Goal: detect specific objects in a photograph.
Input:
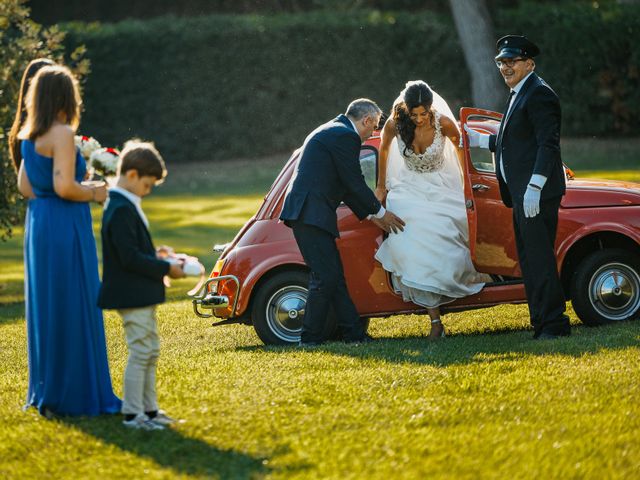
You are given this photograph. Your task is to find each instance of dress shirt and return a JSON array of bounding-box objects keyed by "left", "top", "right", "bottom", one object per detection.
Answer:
[{"left": 478, "top": 72, "right": 546, "bottom": 189}]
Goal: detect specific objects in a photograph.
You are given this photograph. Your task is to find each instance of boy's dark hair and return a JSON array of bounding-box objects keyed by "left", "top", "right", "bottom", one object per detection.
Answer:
[{"left": 118, "top": 139, "right": 167, "bottom": 183}]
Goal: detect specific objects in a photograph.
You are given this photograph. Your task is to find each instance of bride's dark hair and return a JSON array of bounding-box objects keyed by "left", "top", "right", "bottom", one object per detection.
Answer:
[{"left": 392, "top": 80, "right": 434, "bottom": 155}]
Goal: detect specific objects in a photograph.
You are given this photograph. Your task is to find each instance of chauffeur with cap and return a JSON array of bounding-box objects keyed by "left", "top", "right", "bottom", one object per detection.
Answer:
[{"left": 465, "top": 35, "right": 571, "bottom": 339}]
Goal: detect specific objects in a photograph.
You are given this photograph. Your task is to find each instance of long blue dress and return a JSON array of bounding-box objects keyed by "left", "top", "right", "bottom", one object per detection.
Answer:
[{"left": 22, "top": 139, "right": 121, "bottom": 416}]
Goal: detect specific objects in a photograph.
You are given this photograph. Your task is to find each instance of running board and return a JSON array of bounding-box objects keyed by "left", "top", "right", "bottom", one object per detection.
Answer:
[{"left": 485, "top": 278, "right": 524, "bottom": 287}]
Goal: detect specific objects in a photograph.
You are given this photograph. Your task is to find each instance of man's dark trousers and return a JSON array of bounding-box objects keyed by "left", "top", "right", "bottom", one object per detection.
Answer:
[
  {"left": 292, "top": 222, "right": 364, "bottom": 343},
  {"left": 512, "top": 196, "right": 570, "bottom": 337}
]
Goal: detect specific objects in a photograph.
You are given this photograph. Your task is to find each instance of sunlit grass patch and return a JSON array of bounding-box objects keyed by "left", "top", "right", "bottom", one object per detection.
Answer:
[
  {"left": 576, "top": 170, "right": 640, "bottom": 183},
  {"left": 5, "top": 301, "right": 638, "bottom": 479},
  {"left": 143, "top": 195, "right": 265, "bottom": 229}
]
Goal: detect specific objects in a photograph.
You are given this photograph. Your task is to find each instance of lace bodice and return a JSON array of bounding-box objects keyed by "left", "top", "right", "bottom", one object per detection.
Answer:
[{"left": 397, "top": 112, "right": 446, "bottom": 173}]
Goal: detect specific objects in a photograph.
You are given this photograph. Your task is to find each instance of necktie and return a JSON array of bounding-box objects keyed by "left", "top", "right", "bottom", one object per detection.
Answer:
[
  {"left": 504, "top": 90, "right": 517, "bottom": 119},
  {"left": 505, "top": 90, "right": 516, "bottom": 114}
]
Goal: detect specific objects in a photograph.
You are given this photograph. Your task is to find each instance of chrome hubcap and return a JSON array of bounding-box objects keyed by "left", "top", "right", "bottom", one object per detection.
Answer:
[
  {"left": 265, "top": 285, "right": 306, "bottom": 342},
  {"left": 589, "top": 262, "right": 640, "bottom": 320}
]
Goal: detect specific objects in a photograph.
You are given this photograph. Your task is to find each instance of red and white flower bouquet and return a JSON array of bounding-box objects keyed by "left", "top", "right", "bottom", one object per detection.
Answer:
[
  {"left": 74, "top": 135, "right": 102, "bottom": 161},
  {"left": 90, "top": 147, "right": 120, "bottom": 178},
  {"left": 75, "top": 135, "right": 121, "bottom": 180}
]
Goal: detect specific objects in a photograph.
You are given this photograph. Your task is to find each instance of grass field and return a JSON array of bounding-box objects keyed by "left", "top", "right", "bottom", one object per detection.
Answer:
[{"left": 0, "top": 139, "right": 639, "bottom": 479}]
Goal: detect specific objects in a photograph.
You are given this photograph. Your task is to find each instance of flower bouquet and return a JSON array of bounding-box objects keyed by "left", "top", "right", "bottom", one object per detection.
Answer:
[
  {"left": 75, "top": 135, "right": 102, "bottom": 161},
  {"left": 90, "top": 147, "right": 120, "bottom": 178}
]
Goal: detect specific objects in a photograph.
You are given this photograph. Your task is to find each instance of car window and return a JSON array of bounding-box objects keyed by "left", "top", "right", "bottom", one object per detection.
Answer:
[
  {"left": 359, "top": 146, "right": 378, "bottom": 189},
  {"left": 470, "top": 146, "right": 495, "bottom": 173},
  {"left": 466, "top": 116, "right": 500, "bottom": 174}
]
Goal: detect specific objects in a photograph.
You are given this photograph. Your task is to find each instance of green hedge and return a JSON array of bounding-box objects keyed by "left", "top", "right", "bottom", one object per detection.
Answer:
[
  {"left": 33, "top": 0, "right": 451, "bottom": 23},
  {"left": 497, "top": 2, "right": 640, "bottom": 136},
  {"left": 64, "top": 12, "right": 466, "bottom": 163},
  {"left": 63, "top": 5, "right": 639, "bottom": 164}
]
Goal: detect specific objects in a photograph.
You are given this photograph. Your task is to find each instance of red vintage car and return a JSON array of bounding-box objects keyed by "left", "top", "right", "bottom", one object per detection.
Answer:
[{"left": 193, "top": 107, "right": 640, "bottom": 345}]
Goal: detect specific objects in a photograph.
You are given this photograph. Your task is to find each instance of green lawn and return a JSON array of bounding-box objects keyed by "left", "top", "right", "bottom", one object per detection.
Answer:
[{"left": 1, "top": 140, "right": 639, "bottom": 479}]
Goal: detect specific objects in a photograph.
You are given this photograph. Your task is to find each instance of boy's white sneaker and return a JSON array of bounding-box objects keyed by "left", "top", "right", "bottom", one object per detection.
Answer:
[
  {"left": 123, "top": 413, "right": 165, "bottom": 431},
  {"left": 150, "top": 410, "right": 176, "bottom": 426}
]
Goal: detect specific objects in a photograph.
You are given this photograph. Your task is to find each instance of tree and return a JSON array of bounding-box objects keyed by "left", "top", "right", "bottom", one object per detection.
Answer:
[
  {"left": 448, "top": 0, "right": 504, "bottom": 111},
  {"left": 0, "top": 0, "right": 89, "bottom": 239}
]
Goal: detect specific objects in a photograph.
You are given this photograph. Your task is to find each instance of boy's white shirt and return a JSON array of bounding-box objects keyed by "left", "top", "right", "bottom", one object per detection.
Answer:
[{"left": 109, "top": 186, "right": 150, "bottom": 228}]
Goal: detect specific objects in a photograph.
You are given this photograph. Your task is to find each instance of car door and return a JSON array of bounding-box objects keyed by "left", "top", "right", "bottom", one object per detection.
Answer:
[
  {"left": 460, "top": 107, "right": 522, "bottom": 278},
  {"left": 337, "top": 143, "right": 423, "bottom": 315}
]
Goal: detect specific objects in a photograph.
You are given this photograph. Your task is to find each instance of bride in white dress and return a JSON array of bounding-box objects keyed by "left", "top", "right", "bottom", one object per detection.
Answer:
[{"left": 374, "top": 80, "right": 489, "bottom": 339}]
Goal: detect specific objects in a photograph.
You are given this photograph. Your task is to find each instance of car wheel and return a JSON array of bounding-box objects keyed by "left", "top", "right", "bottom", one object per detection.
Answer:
[
  {"left": 570, "top": 249, "right": 640, "bottom": 325},
  {"left": 251, "top": 271, "right": 309, "bottom": 345},
  {"left": 251, "top": 271, "right": 371, "bottom": 345},
  {"left": 251, "top": 270, "right": 335, "bottom": 345}
]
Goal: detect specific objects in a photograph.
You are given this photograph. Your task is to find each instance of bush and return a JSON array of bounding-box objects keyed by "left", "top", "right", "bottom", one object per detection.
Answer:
[
  {"left": 62, "top": 4, "right": 640, "bottom": 164},
  {"left": 63, "top": 12, "right": 467, "bottom": 163},
  {"left": 31, "top": 0, "right": 451, "bottom": 24},
  {"left": 498, "top": 1, "right": 640, "bottom": 136},
  {"left": 0, "top": 0, "right": 89, "bottom": 239}
]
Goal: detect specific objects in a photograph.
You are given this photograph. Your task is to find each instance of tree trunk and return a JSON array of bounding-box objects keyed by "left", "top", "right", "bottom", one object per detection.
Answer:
[{"left": 448, "top": 0, "right": 504, "bottom": 111}]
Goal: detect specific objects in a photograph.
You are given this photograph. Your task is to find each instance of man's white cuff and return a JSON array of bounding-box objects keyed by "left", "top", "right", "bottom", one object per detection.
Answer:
[
  {"left": 479, "top": 134, "right": 490, "bottom": 149},
  {"left": 368, "top": 206, "right": 386, "bottom": 220},
  {"left": 529, "top": 174, "right": 547, "bottom": 189}
]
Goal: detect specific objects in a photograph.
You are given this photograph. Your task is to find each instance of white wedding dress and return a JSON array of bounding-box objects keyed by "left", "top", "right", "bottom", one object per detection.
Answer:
[{"left": 374, "top": 109, "right": 489, "bottom": 308}]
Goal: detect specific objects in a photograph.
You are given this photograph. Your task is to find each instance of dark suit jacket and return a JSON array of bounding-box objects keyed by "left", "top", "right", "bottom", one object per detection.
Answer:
[
  {"left": 98, "top": 191, "right": 170, "bottom": 309},
  {"left": 489, "top": 73, "right": 565, "bottom": 208},
  {"left": 279, "top": 114, "right": 381, "bottom": 237}
]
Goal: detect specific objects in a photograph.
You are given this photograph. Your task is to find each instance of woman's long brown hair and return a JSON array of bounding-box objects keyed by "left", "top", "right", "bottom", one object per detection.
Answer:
[
  {"left": 393, "top": 81, "right": 434, "bottom": 156},
  {"left": 19, "top": 65, "right": 81, "bottom": 143},
  {"left": 7, "top": 58, "right": 56, "bottom": 170}
]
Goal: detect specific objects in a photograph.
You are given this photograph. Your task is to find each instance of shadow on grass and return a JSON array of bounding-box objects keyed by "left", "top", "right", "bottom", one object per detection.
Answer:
[
  {"left": 59, "top": 415, "right": 273, "bottom": 478},
  {"left": 238, "top": 321, "right": 640, "bottom": 367}
]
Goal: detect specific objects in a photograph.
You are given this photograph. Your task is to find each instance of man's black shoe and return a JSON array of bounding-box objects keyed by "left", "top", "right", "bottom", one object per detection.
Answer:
[
  {"left": 535, "top": 332, "right": 560, "bottom": 340},
  {"left": 344, "top": 334, "right": 375, "bottom": 344},
  {"left": 534, "top": 330, "right": 570, "bottom": 340}
]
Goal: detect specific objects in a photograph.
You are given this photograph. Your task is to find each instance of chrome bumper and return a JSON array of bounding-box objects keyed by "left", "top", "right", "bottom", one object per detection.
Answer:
[{"left": 192, "top": 275, "right": 240, "bottom": 319}]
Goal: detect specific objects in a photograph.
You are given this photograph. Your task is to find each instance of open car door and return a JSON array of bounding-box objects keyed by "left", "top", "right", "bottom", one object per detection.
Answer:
[{"left": 460, "top": 107, "right": 522, "bottom": 278}]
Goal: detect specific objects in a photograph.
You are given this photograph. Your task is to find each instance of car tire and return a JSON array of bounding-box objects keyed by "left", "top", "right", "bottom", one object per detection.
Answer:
[
  {"left": 570, "top": 248, "right": 640, "bottom": 326},
  {"left": 251, "top": 270, "right": 335, "bottom": 345}
]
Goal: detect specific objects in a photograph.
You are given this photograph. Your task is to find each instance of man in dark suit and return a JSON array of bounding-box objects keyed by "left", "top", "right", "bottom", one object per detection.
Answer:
[
  {"left": 280, "top": 99, "right": 405, "bottom": 346},
  {"left": 465, "top": 35, "right": 571, "bottom": 339}
]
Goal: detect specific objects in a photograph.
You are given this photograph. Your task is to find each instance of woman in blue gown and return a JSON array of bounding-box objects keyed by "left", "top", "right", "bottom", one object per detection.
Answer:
[{"left": 17, "top": 64, "right": 121, "bottom": 416}]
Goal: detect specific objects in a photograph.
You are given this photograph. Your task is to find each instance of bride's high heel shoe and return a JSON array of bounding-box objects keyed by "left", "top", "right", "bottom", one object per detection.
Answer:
[{"left": 428, "top": 318, "right": 446, "bottom": 340}]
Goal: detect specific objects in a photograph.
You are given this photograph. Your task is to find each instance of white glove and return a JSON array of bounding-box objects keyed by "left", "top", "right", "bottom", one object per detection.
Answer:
[
  {"left": 464, "top": 124, "right": 489, "bottom": 149},
  {"left": 523, "top": 185, "right": 541, "bottom": 218}
]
